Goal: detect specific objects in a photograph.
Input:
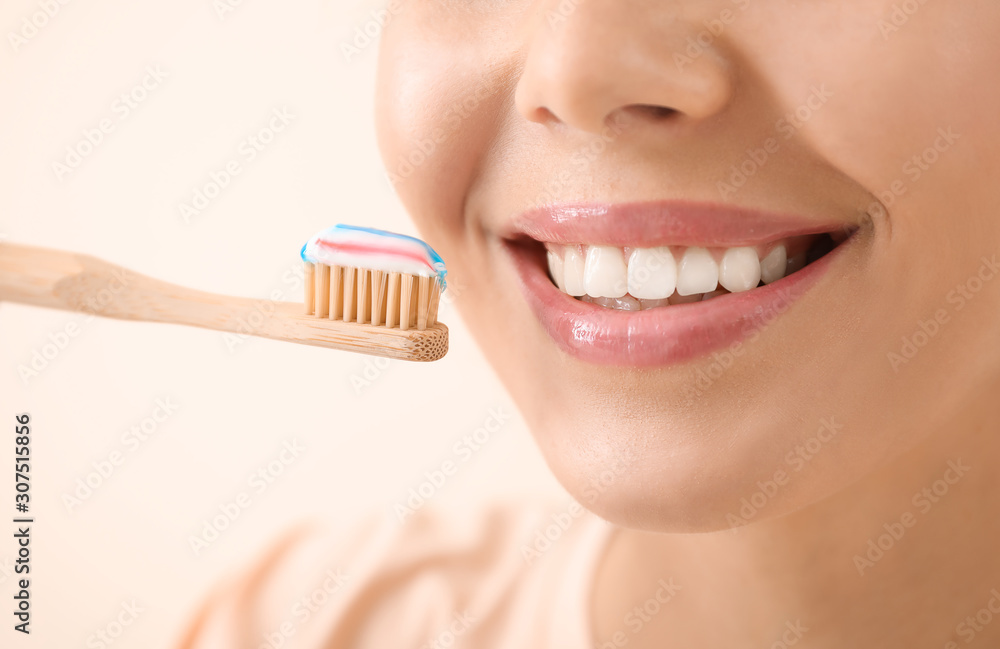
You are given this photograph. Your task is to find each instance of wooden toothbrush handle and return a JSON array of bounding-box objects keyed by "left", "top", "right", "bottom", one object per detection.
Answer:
[
  {"left": 0, "top": 242, "right": 206, "bottom": 317},
  {"left": 0, "top": 243, "right": 448, "bottom": 362}
]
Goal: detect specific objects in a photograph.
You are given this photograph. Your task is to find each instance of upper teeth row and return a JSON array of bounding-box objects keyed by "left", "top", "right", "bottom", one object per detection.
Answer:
[{"left": 547, "top": 244, "right": 798, "bottom": 300}]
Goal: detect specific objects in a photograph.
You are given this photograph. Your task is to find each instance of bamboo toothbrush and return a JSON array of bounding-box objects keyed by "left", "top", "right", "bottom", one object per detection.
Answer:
[
  {"left": 0, "top": 226, "right": 449, "bottom": 362},
  {"left": 301, "top": 224, "right": 445, "bottom": 331}
]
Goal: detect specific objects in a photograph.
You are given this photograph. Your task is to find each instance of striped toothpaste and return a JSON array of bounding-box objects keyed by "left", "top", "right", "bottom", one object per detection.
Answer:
[{"left": 300, "top": 224, "right": 447, "bottom": 290}]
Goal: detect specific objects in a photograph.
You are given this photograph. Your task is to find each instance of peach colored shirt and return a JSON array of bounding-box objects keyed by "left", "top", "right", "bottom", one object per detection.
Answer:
[{"left": 177, "top": 502, "right": 618, "bottom": 649}]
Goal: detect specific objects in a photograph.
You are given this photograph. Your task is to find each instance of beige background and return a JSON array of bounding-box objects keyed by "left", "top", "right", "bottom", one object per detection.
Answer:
[{"left": 0, "top": 1, "right": 566, "bottom": 646}]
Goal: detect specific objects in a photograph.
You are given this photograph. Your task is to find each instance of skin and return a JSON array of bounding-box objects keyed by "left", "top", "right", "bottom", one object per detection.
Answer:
[{"left": 375, "top": 1, "right": 1000, "bottom": 646}]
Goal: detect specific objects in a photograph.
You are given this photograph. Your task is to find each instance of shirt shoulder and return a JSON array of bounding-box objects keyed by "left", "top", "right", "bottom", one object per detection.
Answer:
[{"left": 175, "top": 500, "right": 618, "bottom": 649}]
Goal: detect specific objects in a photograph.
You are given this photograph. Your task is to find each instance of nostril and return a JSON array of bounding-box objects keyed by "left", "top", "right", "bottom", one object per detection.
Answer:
[
  {"left": 631, "top": 104, "right": 678, "bottom": 119},
  {"left": 528, "top": 106, "right": 560, "bottom": 126}
]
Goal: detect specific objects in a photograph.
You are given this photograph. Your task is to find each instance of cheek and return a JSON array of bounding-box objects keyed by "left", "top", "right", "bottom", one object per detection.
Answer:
[
  {"left": 375, "top": 16, "right": 528, "bottom": 366},
  {"left": 830, "top": 7, "right": 1000, "bottom": 377},
  {"left": 375, "top": 20, "right": 509, "bottom": 249},
  {"left": 768, "top": 3, "right": 1000, "bottom": 226},
  {"left": 748, "top": 3, "right": 1000, "bottom": 367}
]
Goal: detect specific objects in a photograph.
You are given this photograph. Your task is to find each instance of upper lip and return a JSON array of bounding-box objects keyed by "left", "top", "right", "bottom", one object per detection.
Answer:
[{"left": 502, "top": 200, "right": 853, "bottom": 248}]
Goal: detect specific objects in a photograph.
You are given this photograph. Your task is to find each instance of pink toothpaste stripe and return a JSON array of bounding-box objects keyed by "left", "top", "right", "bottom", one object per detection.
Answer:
[{"left": 314, "top": 240, "right": 436, "bottom": 273}]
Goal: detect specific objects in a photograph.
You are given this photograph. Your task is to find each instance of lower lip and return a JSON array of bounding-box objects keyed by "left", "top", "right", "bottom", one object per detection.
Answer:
[{"left": 505, "top": 238, "right": 851, "bottom": 367}]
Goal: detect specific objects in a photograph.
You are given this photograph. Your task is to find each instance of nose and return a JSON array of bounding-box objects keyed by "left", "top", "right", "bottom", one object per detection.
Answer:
[{"left": 515, "top": 1, "right": 736, "bottom": 135}]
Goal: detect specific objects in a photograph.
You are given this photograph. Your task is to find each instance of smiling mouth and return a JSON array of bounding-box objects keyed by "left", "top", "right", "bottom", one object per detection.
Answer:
[
  {"left": 500, "top": 200, "right": 863, "bottom": 366},
  {"left": 505, "top": 200, "right": 856, "bottom": 311},
  {"left": 541, "top": 232, "right": 847, "bottom": 309}
]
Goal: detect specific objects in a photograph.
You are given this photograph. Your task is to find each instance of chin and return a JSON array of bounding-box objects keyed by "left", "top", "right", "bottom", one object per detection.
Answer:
[{"left": 524, "top": 413, "right": 805, "bottom": 533}]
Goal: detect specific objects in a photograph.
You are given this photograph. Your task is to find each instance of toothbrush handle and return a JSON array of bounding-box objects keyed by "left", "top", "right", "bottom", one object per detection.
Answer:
[
  {"left": 0, "top": 243, "right": 448, "bottom": 362},
  {"left": 0, "top": 242, "right": 191, "bottom": 315}
]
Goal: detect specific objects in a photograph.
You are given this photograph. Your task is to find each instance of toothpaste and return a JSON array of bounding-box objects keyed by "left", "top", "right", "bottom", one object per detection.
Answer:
[{"left": 301, "top": 224, "right": 447, "bottom": 290}]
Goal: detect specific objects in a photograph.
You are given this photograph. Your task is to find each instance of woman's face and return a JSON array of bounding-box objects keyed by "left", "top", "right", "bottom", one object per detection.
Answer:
[{"left": 375, "top": 0, "right": 1000, "bottom": 532}]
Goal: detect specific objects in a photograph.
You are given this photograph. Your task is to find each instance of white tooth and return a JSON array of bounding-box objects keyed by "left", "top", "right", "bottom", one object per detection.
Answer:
[
  {"left": 786, "top": 252, "right": 807, "bottom": 276},
  {"left": 562, "top": 246, "right": 586, "bottom": 296},
  {"left": 584, "top": 245, "right": 628, "bottom": 298},
  {"left": 719, "top": 247, "right": 762, "bottom": 293},
  {"left": 592, "top": 295, "right": 641, "bottom": 311},
  {"left": 676, "top": 247, "right": 719, "bottom": 296},
  {"left": 546, "top": 249, "right": 566, "bottom": 291},
  {"left": 627, "top": 247, "right": 677, "bottom": 300},
  {"left": 760, "top": 245, "right": 787, "bottom": 284}
]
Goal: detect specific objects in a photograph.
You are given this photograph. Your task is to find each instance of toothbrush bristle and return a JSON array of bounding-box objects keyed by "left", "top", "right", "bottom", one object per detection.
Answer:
[{"left": 304, "top": 262, "right": 441, "bottom": 331}]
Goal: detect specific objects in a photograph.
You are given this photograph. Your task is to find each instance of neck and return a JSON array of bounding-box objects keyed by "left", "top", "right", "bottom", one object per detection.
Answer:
[{"left": 593, "top": 385, "right": 1000, "bottom": 648}]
